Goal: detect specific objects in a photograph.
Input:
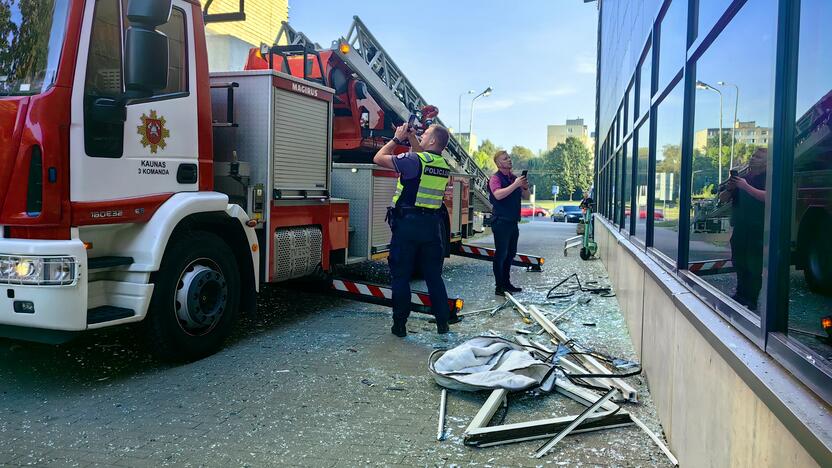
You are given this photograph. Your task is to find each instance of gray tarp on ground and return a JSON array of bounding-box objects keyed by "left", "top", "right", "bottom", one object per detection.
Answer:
[{"left": 428, "top": 336, "right": 554, "bottom": 392}]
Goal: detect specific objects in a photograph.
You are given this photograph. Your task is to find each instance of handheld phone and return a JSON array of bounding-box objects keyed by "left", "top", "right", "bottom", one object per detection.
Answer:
[
  {"left": 730, "top": 169, "right": 738, "bottom": 178},
  {"left": 521, "top": 170, "right": 528, "bottom": 178},
  {"left": 407, "top": 113, "right": 417, "bottom": 129}
]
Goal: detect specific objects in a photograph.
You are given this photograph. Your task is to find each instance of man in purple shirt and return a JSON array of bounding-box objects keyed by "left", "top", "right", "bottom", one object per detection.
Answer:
[{"left": 489, "top": 150, "right": 530, "bottom": 296}]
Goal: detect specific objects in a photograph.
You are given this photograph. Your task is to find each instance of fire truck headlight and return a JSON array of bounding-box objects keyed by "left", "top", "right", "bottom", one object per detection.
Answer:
[{"left": 0, "top": 256, "right": 77, "bottom": 286}]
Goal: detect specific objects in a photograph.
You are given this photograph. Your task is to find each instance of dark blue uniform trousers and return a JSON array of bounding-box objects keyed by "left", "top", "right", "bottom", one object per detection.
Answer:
[
  {"left": 491, "top": 217, "right": 519, "bottom": 288},
  {"left": 389, "top": 212, "right": 449, "bottom": 327}
]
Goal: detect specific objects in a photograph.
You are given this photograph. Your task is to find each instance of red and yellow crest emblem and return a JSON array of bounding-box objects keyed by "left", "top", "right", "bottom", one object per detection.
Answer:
[{"left": 137, "top": 110, "right": 170, "bottom": 154}]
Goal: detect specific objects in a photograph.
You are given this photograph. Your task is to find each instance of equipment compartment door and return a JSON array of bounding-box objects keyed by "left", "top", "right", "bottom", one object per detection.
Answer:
[{"left": 273, "top": 89, "right": 330, "bottom": 197}]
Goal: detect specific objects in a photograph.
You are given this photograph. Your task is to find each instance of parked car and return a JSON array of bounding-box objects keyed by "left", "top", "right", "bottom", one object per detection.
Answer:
[
  {"left": 624, "top": 208, "right": 665, "bottom": 220},
  {"left": 521, "top": 206, "right": 550, "bottom": 217},
  {"left": 552, "top": 205, "right": 583, "bottom": 223}
]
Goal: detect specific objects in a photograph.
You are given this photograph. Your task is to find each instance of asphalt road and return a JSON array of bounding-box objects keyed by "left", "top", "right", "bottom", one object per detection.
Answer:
[{"left": 0, "top": 220, "right": 673, "bottom": 467}]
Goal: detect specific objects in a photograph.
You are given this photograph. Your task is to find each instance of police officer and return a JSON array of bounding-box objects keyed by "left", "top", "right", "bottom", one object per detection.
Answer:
[{"left": 373, "top": 123, "right": 452, "bottom": 337}]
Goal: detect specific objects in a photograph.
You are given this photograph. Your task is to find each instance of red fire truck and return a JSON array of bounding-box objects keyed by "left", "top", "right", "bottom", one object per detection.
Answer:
[
  {"left": 0, "top": 0, "right": 495, "bottom": 359},
  {"left": 793, "top": 89, "right": 832, "bottom": 294}
]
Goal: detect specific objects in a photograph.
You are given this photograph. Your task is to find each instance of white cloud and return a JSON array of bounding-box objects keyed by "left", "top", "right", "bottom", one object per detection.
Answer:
[
  {"left": 575, "top": 56, "right": 596, "bottom": 75},
  {"left": 474, "top": 87, "right": 577, "bottom": 112},
  {"left": 474, "top": 99, "right": 517, "bottom": 112}
]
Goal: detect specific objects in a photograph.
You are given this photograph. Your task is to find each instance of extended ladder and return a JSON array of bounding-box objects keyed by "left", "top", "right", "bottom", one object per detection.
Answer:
[{"left": 276, "top": 18, "right": 493, "bottom": 212}]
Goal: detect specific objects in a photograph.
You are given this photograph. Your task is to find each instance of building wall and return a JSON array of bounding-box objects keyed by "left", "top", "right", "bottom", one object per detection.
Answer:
[
  {"left": 596, "top": 219, "right": 823, "bottom": 467},
  {"left": 546, "top": 119, "right": 594, "bottom": 152},
  {"left": 204, "top": 0, "right": 290, "bottom": 71}
]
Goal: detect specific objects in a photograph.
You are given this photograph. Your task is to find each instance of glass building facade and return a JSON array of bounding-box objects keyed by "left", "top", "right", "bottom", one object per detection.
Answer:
[{"left": 594, "top": 0, "right": 832, "bottom": 404}]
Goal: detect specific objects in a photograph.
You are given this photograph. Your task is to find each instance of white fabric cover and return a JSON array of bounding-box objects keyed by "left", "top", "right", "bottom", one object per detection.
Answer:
[{"left": 429, "top": 336, "right": 553, "bottom": 392}]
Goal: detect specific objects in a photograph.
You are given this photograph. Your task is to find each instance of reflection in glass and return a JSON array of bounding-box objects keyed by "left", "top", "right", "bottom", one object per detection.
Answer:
[
  {"left": 628, "top": 83, "right": 636, "bottom": 129},
  {"left": 653, "top": 82, "right": 684, "bottom": 260},
  {"left": 0, "top": 0, "right": 70, "bottom": 96},
  {"left": 687, "top": 0, "right": 776, "bottom": 314},
  {"left": 657, "top": 0, "right": 687, "bottom": 92},
  {"left": 623, "top": 140, "right": 633, "bottom": 232},
  {"left": 696, "top": 0, "right": 733, "bottom": 42},
  {"left": 639, "top": 46, "right": 652, "bottom": 119},
  {"left": 635, "top": 122, "right": 650, "bottom": 244},
  {"left": 787, "top": 0, "right": 832, "bottom": 361},
  {"left": 613, "top": 150, "right": 621, "bottom": 226}
]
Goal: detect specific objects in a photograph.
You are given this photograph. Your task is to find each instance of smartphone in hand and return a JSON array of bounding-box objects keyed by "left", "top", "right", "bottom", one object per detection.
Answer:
[{"left": 521, "top": 170, "right": 528, "bottom": 178}]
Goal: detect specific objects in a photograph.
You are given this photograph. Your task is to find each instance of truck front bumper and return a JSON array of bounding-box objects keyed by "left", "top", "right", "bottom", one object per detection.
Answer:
[{"left": 0, "top": 238, "right": 89, "bottom": 342}]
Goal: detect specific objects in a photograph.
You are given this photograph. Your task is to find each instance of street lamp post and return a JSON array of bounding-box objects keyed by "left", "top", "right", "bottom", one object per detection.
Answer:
[
  {"left": 717, "top": 81, "right": 739, "bottom": 171},
  {"left": 468, "top": 86, "right": 493, "bottom": 153},
  {"left": 458, "top": 90, "right": 475, "bottom": 135},
  {"left": 696, "top": 80, "right": 724, "bottom": 185}
]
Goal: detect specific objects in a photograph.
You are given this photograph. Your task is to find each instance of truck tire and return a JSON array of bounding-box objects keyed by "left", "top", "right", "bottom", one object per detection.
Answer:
[
  {"left": 145, "top": 231, "right": 241, "bottom": 361},
  {"left": 804, "top": 221, "right": 832, "bottom": 296}
]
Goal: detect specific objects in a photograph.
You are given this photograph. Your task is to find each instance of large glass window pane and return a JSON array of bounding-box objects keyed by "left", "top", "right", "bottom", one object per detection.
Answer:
[
  {"left": 653, "top": 81, "right": 684, "bottom": 260},
  {"left": 696, "top": 0, "right": 733, "bottom": 41},
  {"left": 624, "top": 88, "right": 631, "bottom": 136},
  {"left": 635, "top": 121, "right": 650, "bottom": 243},
  {"left": 787, "top": 0, "right": 832, "bottom": 360},
  {"left": 657, "top": 0, "right": 687, "bottom": 92},
  {"left": 623, "top": 138, "right": 633, "bottom": 232},
  {"left": 687, "top": 0, "right": 776, "bottom": 314},
  {"left": 628, "top": 82, "right": 636, "bottom": 129},
  {"left": 639, "top": 45, "right": 652, "bottom": 119}
]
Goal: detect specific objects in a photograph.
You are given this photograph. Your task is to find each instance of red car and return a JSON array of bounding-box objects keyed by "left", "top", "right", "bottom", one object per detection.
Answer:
[
  {"left": 624, "top": 208, "right": 665, "bottom": 220},
  {"left": 521, "top": 207, "right": 550, "bottom": 217}
]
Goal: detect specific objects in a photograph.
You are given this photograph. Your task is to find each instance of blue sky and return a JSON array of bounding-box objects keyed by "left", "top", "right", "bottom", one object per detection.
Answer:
[{"left": 289, "top": 0, "right": 599, "bottom": 153}]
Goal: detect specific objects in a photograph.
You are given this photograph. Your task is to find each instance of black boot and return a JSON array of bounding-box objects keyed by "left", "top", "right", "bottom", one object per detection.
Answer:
[
  {"left": 505, "top": 284, "right": 523, "bottom": 293},
  {"left": 391, "top": 322, "right": 407, "bottom": 337},
  {"left": 495, "top": 286, "right": 506, "bottom": 296},
  {"left": 436, "top": 322, "right": 449, "bottom": 334}
]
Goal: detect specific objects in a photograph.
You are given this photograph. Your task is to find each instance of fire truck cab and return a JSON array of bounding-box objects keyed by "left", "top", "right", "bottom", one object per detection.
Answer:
[{"left": 0, "top": 0, "right": 304, "bottom": 359}]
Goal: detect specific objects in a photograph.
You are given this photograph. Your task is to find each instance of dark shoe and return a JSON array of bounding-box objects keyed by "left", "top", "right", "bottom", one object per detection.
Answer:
[
  {"left": 448, "top": 315, "right": 463, "bottom": 324},
  {"left": 495, "top": 287, "right": 505, "bottom": 296},
  {"left": 437, "top": 323, "right": 449, "bottom": 334},
  {"left": 391, "top": 323, "right": 407, "bottom": 337},
  {"left": 505, "top": 284, "right": 523, "bottom": 293}
]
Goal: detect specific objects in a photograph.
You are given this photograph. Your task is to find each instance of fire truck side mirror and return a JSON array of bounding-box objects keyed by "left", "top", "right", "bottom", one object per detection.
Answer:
[{"left": 124, "top": 0, "right": 171, "bottom": 94}]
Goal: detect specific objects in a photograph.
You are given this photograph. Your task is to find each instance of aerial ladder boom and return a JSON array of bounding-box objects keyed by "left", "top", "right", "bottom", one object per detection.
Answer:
[{"left": 275, "top": 17, "right": 493, "bottom": 211}]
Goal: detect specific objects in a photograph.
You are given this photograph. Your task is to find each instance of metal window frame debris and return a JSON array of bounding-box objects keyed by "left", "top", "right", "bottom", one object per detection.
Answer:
[
  {"left": 437, "top": 389, "right": 447, "bottom": 441},
  {"left": 464, "top": 389, "right": 508, "bottom": 434},
  {"left": 533, "top": 388, "right": 618, "bottom": 458},
  {"left": 514, "top": 335, "right": 618, "bottom": 395},
  {"left": 524, "top": 303, "right": 639, "bottom": 402},
  {"left": 464, "top": 410, "right": 633, "bottom": 448}
]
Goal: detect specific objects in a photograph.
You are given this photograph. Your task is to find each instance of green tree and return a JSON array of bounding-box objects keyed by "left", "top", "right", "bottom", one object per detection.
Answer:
[
  {"left": 546, "top": 137, "right": 593, "bottom": 201},
  {"left": 510, "top": 145, "right": 535, "bottom": 171}
]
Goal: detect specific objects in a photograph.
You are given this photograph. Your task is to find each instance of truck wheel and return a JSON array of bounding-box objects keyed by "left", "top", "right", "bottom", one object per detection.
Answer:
[
  {"left": 145, "top": 232, "right": 240, "bottom": 361},
  {"left": 804, "top": 223, "right": 832, "bottom": 295}
]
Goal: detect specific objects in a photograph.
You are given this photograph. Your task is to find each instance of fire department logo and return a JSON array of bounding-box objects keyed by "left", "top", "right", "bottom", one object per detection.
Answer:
[{"left": 136, "top": 110, "right": 170, "bottom": 154}]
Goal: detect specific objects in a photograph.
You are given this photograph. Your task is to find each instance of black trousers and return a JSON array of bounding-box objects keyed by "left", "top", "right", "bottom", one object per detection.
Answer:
[
  {"left": 388, "top": 212, "right": 449, "bottom": 326},
  {"left": 492, "top": 217, "right": 519, "bottom": 289},
  {"left": 730, "top": 230, "right": 763, "bottom": 309}
]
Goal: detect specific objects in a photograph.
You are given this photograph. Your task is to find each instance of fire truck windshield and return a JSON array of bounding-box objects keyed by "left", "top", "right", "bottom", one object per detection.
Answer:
[{"left": 0, "top": 0, "right": 70, "bottom": 97}]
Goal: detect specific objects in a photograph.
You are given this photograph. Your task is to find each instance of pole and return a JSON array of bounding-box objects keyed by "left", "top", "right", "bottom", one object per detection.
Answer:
[
  {"left": 469, "top": 86, "right": 492, "bottom": 153},
  {"left": 717, "top": 89, "right": 723, "bottom": 185},
  {"left": 458, "top": 90, "right": 474, "bottom": 136}
]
